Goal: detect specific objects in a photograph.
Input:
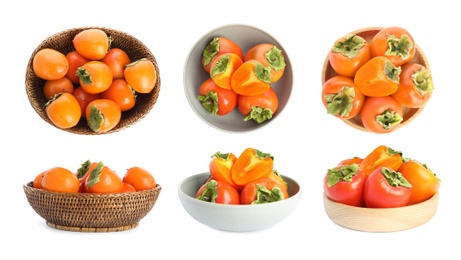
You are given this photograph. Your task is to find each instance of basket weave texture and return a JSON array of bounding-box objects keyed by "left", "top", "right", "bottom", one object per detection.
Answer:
[
  {"left": 25, "top": 26, "right": 161, "bottom": 135},
  {"left": 23, "top": 182, "right": 161, "bottom": 232}
]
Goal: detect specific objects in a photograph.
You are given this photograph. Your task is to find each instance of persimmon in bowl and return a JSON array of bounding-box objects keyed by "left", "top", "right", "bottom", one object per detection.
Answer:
[
  {"left": 178, "top": 172, "right": 301, "bottom": 232},
  {"left": 322, "top": 145, "right": 440, "bottom": 232},
  {"left": 321, "top": 26, "right": 434, "bottom": 133},
  {"left": 183, "top": 24, "right": 293, "bottom": 133},
  {"left": 23, "top": 163, "right": 162, "bottom": 232},
  {"left": 25, "top": 26, "right": 161, "bottom": 135}
]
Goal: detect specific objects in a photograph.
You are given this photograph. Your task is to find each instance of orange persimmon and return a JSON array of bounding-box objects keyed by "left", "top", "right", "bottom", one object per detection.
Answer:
[
  {"left": 231, "top": 148, "right": 274, "bottom": 186},
  {"left": 359, "top": 145, "right": 403, "bottom": 176},
  {"left": 231, "top": 60, "right": 271, "bottom": 96},
  {"left": 210, "top": 53, "right": 243, "bottom": 90},
  {"left": 354, "top": 56, "right": 401, "bottom": 97},
  {"left": 244, "top": 43, "right": 286, "bottom": 83}
]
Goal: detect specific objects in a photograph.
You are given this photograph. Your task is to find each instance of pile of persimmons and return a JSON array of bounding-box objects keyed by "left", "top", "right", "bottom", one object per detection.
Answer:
[
  {"left": 32, "top": 160, "right": 157, "bottom": 193},
  {"left": 323, "top": 145, "right": 440, "bottom": 208},
  {"left": 322, "top": 26, "right": 434, "bottom": 134},
  {"left": 198, "top": 37, "right": 286, "bottom": 124},
  {"left": 32, "top": 28, "right": 157, "bottom": 133},
  {"left": 196, "top": 147, "right": 289, "bottom": 205}
]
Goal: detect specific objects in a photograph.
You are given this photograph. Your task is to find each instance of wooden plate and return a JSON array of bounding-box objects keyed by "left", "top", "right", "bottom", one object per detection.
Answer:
[
  {"left": 321, "top": 27, "right": 430, "bottom": 132},
  {"left": 323, "top": 192, "right": 439, "bottom": 232}
]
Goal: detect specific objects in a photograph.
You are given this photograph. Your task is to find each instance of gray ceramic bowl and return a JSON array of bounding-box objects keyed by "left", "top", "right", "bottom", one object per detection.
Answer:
[
  {"left": 183, "top": 24, "right": 293, "bottom": 133},
  {"left": 178, "top": 172, "right": 301, "bottom": 232}
]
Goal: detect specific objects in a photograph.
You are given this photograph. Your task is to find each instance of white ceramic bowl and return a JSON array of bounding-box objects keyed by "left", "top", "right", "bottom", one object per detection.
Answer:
[
  {"left": 178, "top": 172, "right": 301, "bottom": 232},
  {"left": 183, "top": 24, "right": 293, "bottom": 133}
]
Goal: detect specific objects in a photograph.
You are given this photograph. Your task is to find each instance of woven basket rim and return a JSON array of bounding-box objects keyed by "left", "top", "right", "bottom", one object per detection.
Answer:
[
  {"left": 24, "top": 181, "right": 162, "bottom": 197},
  {"left": 25, "top": 26, "right": 161, "bottom": 135}
]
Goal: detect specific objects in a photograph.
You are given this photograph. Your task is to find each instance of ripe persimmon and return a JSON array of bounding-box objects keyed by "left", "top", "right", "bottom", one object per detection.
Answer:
[
  {"left": 85, "top": 162, "right": 123, "bottom": 193},
  {"left": 121, "top": 183, "right": 136, "bottom": 192},
  {"left": 33, "top": 170, "right": 46, "bottom": 189},
  {"left": 41, "top": 167, "right": 80, "bottom": 193},
  {"left": 122, "top": 167, "right": 156, "bottom": 191},
  {"left": 86, "top": 99, "right": 122, "bottom": 133}
]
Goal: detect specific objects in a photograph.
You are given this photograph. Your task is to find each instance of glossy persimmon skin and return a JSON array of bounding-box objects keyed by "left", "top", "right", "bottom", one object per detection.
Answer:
[
  {"left": 46, "top": 92, "right": 81, "bottom": 129},
  {"left": 72, "top": 28, "right": 109, "bottom": 60},
  {"left": 245, "top": 43, "right": 286, "bottom": 83},
  {"left": 33, "top": 48, "right": 69, "bottom": 81},
  {"left": 329, "top": 34, "right": 371, "bottom": 78},
  {"left": 41, "top": 167, "right": 80, "bottom": 193},
  {"left": 202, "top": 37, "right": 244, "bottom": 74},
  {"left": 370, "top": 26, "right": 416, "bottom": 67},
  {"left": 122, "top": 167, "right": 157, "bottom": 191},
  {"left": 85, "top": 99, "right": 121, "bottom": 133}
]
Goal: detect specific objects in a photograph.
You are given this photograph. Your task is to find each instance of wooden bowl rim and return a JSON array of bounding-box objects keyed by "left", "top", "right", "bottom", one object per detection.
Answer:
[{"left": 323, "top": 192, "right": 439, "bottom": 232}]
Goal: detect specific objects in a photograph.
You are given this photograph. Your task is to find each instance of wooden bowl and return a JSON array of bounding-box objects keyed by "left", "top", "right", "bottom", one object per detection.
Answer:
[
  {"left": 23, "top": 182, "right": 162, "bottom": 232},
  {"left": 25, "top": 26, "right": 161, "bottom": 135},
  {"left": 323, "top": 192, "right": 439, "bottom": 232},
  {"left": 322, "top": 27, "right": 430, "bottom": 132}
]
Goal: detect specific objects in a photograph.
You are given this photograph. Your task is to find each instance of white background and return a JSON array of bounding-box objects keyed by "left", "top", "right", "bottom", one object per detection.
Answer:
[{"left": 2, "top": 0, "right": 459, "bottom": 259}]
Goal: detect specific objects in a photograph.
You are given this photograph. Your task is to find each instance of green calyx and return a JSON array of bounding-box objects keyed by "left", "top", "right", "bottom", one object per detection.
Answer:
[
  {"left": 87, "top": 104, "right": 104, "bottom": 132},
  {"left": 254, "top": 63, "right": 272, "bottom": 83},
  {"left": 412, "top": 67, "right": 434, "bottom": 94},
  {"left": 243, "top": 106, "right": 274, "bottom": 124},
  {"left": 75, "top": 67, "right": 93, "bottom": 85},
  {"left": 210, "top": 151, "right": 230, "bottom": 160},
  {"left": 255, "top": 149, "right": 274, "bottom": 161},
  {"left": 202, "top": 37, "right": 220, "bottom": 67},
  {"left": 386, "top": 146, "right": 402, "bottom": 157},
  {"left": 385, "top": 33, "right": 413, "bottom": 60},
  {"left": 376, "top": 109, "right": 403, "bottom": 130},
  {"left": 327, "top": 164, "right": 360, "bottom": 188},
  {"left": 381, "top": 167, "right": 412, "bottom": 188},
  {"left": 384, "top": 60, "right": 401, "bottom": 84},
  {"left": 86, "top": 161, "right": 104, "bottom": 188},
  {"left": 252, "top": 184, "right": 284, "bottom": 204},
  {"left": 210, "top": 54, "right": 230, "bottom": 78},
  {"left": 198, "top": 91, "right": 219, "bottom": 115},
  {"left": 196, "top": 180, "right": 219, "bottom": 203},
  {"left": 324, "top": 86, "right": 356, "bottom": 117},
  {"left": 265, "top": 46, "right": 286, "bottom": 71},
  {"left": 76, "top": 159, "right": 91, "bottom": 179},
  {"left": 332, "top": 34, "right": 367, "bottom": 59}
]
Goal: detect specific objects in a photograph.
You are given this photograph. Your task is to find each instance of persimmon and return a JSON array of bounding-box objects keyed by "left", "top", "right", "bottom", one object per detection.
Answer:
[
  {"left": 76, "top": 61, "right": 113, "bottom": 94},
  {"left": 122, "top": 167, "right": 157, "bottom": 191},
  {"left": 231, "top": 60, "right": 271, "bottom": 96},
  {"left": 33, "top": 48, "right": 69, "bottom": 80},
  {"left": 244, "top": 43, "right": 286, "bottom": 83},
  {"left": 391, "top": 63, "right": 434, "bottom": 108},
  {"left": 124, "top": 58, "right": 157, "bottom": 94},
  {"left": 202, "top": 37, "right": 244, "bottom": 73},
  {"left": 45, "top": 92, "right": 81, "bottom": 129},
  {"left": 100, "top": 78, "right": 136, "bottom": 111},
  {"left": 65, "top": 50, "right": 90, "bottom": 84},
  {"left": 354, "top": 56, "right": 401, "bottom": 97},
  {"left": 370, "top": 26, "right": 416, "bottom": 67},
  {"left": 41, "top": 167, "right": 80, "bottom": 193},
  {"left": 328, "top": 34, "right": 371, "bottom": 78},
  {"left": 100, "top": 48, "right": 131, "bottom": 79},
  {"left": 43, "top": 77, "right": 74, "bottom": 100},
  {"left": 85, "top": 162, "right": 123, "bottom": 193},
  {"left": 210, "top": 53, "right": 243, "bottom": 90},
  {"left": 33, "top": 170, "right": 46, "bottom": 189},
  {"left": 73, "top": 28, "right": 110, "bottom": 60},
  {"left": 121, "top": 183, "right": 136, "bottom": 192},
  {"left": 86, "top": 99, "right": 122, "bottom": 133}
]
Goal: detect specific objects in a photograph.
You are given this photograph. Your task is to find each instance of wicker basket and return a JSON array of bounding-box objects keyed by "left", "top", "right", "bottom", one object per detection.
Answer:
[
  {"left": 25, "top": 26, "right": 161, "bottom": 135},
  {"left": 23, "top": 181, "right": 162, "bottom": 232}
]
